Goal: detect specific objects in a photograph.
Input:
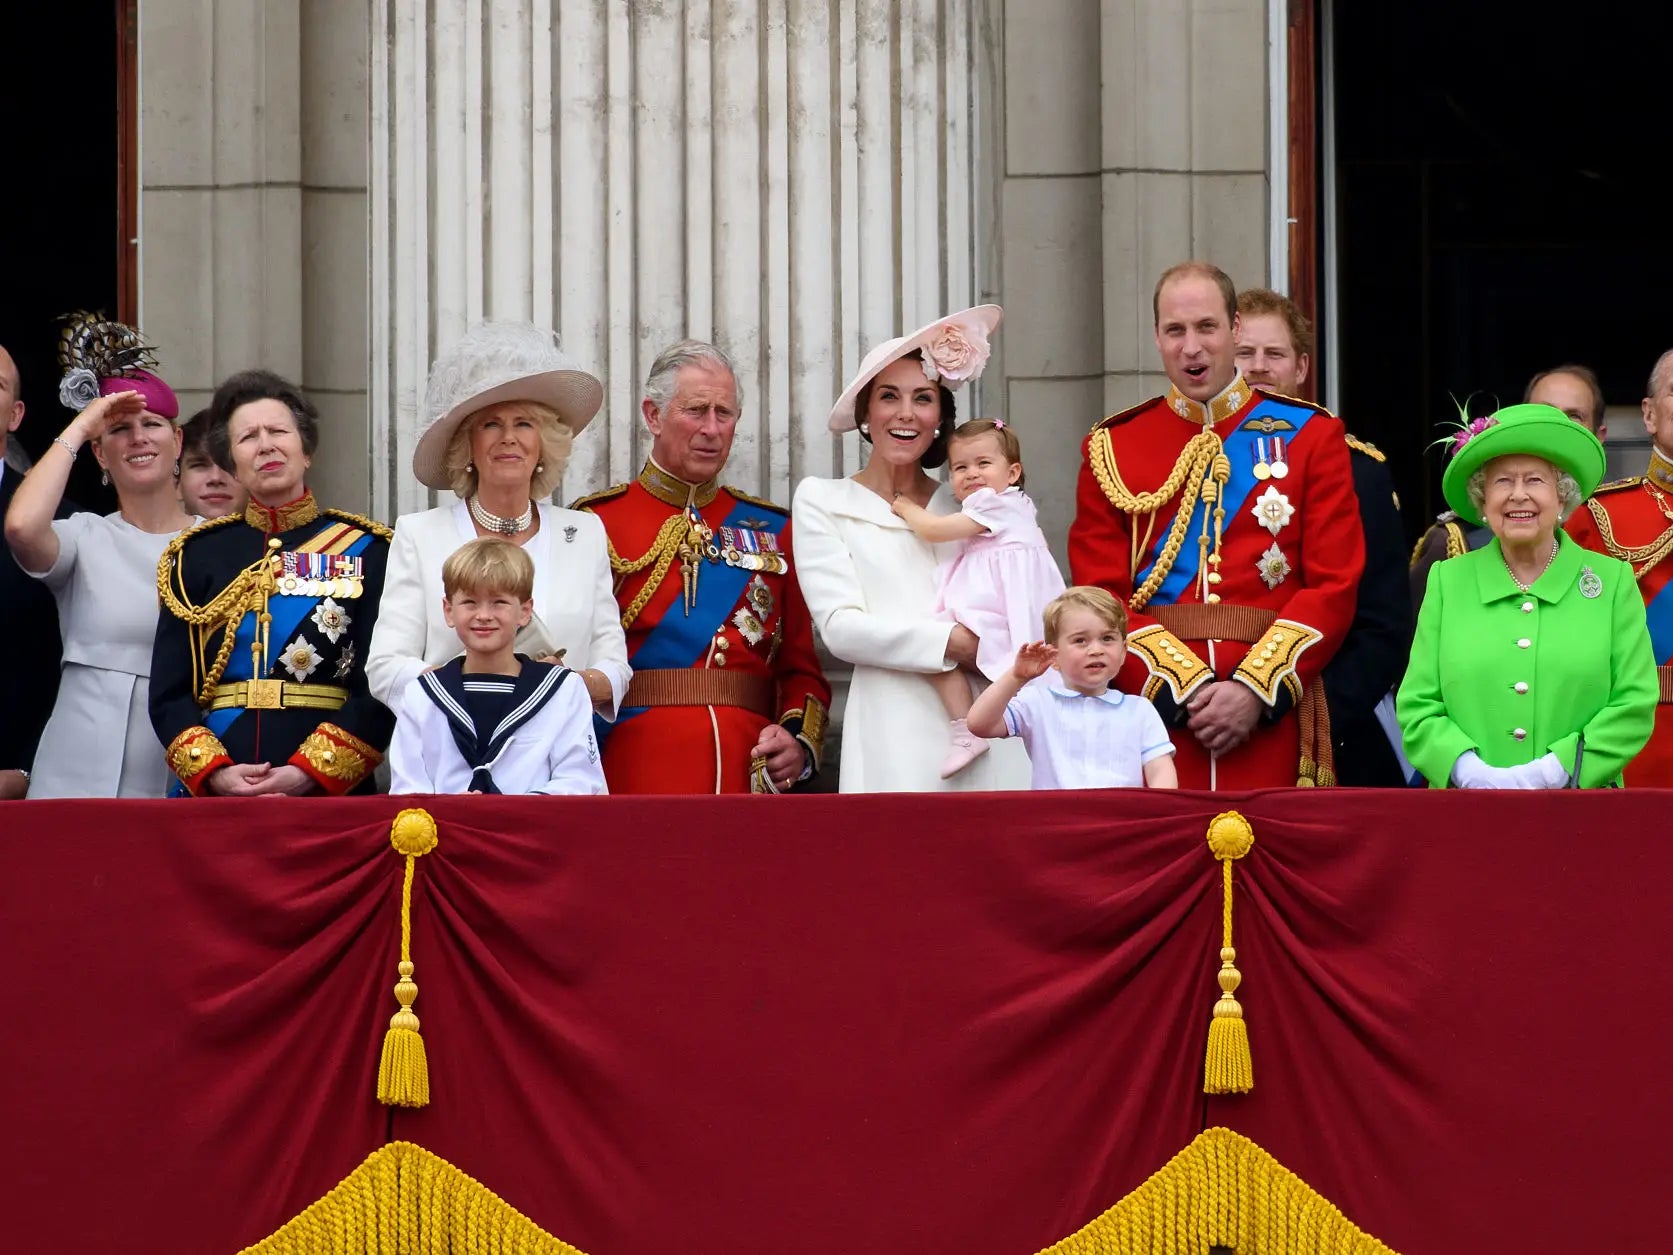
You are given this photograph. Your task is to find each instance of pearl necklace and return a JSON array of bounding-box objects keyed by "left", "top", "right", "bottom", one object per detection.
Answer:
[
  {"left": 468, "top": 495, "right": 534, "bottom": 536},
  {"left": 1504, "top": 538, "right": 1559, "bottom": 592}
]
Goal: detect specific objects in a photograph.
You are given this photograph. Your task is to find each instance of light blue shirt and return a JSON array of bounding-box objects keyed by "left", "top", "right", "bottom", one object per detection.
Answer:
[{"left": 1003, "top": 672, "right": 1174, "bottom": 790}]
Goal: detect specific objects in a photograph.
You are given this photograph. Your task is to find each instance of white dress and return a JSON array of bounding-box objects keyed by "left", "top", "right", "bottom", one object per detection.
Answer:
[
  {"left": 790, "top": 477, "right": 1031, "bottom": 792},
  {"left": 365, "top": 501, "right": 631, "bottom": 714},
  {"left": 26, "top": 511, "right": 198, "bottom": 798}
]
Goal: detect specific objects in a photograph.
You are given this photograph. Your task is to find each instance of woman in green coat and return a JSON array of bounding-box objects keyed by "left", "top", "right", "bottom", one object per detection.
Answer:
[{"left": 1398, "top": 403, "right": 1656, "bottom": 788}]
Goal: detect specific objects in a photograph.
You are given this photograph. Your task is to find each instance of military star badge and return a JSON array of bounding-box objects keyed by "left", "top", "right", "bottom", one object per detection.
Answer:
[
  {"left": 1252, "top": 485, "right": 1295, "bottom": 537},
  {"left": 1257, "top": 542, "right": 1292, "bottom": 590}
]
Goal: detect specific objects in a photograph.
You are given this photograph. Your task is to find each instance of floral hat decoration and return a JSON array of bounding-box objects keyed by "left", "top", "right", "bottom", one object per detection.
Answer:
[
  {"left": 57, "top": 311, "right": 179, "bottom": 421},
  {"left": 1439, "top": 400, "right": 1606, "bottom": 527},
  {"left": 827, "top": 305, "right": 1002, "bottom": 432}
]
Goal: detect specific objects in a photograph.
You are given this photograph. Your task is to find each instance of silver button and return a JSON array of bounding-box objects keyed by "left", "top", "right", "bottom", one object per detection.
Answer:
[
  {"left": 1517, "top": 638, "right": 1531, "bottom": 649},
  {"left": 1513, "top": 728, "right": 1527, "bottom": 741},
  {"left": 1521, "top": 601, "right": 1534, "bottom": 613},
  {"left": 1514, "top": 682, "right": 1528, "bottom": 694}
]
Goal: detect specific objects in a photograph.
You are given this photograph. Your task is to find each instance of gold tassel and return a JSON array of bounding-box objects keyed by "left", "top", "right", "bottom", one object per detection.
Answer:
[
  {"left": 378, "top": 808, "right": 439, "bottom": 1108},
  {"left": 1203, "top": 810, "right": 1255, "bottom": 1094}
]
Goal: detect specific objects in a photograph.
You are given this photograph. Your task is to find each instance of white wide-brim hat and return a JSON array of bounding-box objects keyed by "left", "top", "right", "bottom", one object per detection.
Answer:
[
  {"left": 412, "top": 320, "right": 605, "bottom": 490},
  {"left": 827, "top": 304, "right": 1003, "bottom": 433}
]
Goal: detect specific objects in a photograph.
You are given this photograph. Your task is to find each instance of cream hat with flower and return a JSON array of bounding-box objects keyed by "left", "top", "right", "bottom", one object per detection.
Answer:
[
  {"left": 827, "top": 305, "right": 1003, "bottom": 433},
  {"left": 412, "top": 321, "right": 604, "bottom": 490}
]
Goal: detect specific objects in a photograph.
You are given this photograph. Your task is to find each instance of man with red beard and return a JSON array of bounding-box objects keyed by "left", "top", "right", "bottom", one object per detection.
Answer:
[{"left": 1068, "top": 263, "right": 1364, "bottom": 789}]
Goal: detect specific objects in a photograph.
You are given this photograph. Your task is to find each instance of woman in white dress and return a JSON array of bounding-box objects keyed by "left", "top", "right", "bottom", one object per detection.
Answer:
[
  {"left": 791, "top": 306, "right": 1030, "bottom": 792},
  {"left": 2, "top": 317, "right": 197, "bottom": 798},
  {"left": 366, "top": 321, "right": 630, "bottom": 717}
]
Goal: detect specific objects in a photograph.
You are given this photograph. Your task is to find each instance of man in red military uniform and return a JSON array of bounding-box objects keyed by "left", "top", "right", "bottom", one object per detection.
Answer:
[
  {"left": 1068, "top": 262, "right": 1364, "bottom": 789},
  {"left": 1565, "top": 347, "right": 1673, "bottom": 786},
  {"left": 574, "top": 340, "right": 829, "bottom": 794}
]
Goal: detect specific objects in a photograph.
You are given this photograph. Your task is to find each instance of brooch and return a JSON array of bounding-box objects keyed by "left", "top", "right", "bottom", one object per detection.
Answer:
[{"left": 1578, "top": 566, "right": 1603, "bottom": 599}]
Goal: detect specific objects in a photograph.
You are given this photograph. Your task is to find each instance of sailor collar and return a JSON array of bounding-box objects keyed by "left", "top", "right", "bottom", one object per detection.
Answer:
[
  {"left": 245, "top": 491, "right": 319, "bottom": 534},
  {"left": 638, "top": 458, "right": 720, "bottom": 509},
  {"left": 1164, "top": 372, "right": 1252, "bottom": 426}
]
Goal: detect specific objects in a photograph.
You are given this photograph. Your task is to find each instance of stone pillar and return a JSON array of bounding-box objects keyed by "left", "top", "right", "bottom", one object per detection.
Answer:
[
  {"left": 986, "top": 0, "right": 1275, "bottom": 563},
  {"left": 139, "top": 0, "right": 370, "bottom": 511},
  {"left": 369, "top": 0, "right": 984, "bottom": 520}
]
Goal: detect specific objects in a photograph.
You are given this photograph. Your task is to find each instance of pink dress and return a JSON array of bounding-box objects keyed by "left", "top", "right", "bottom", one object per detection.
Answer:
[{"left": 934, "top": 487, "right": 1066, "bottom": 682}]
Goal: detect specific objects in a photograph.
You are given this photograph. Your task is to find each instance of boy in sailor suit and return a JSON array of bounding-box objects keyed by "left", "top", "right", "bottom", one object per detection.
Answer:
[{"left": 389, "top": 538, "right": 605, "bottom": 795}]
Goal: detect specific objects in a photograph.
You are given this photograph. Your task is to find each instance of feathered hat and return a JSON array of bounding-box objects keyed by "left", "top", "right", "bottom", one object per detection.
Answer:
[
  {"left": 1440, "top": 402, "right": 1606, "bottom": 527},
  {"left": 57, "top": 311, "right": 179, "bottom": 420},
  {"left": 828, "top": 305, "right": 1002, "bottom": 432}
]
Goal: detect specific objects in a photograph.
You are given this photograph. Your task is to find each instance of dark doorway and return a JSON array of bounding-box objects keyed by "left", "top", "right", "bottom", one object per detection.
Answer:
[
  {"left": 0, "top": 1, "right": 132, "bottom": 512},
  {"left": 1327, "top": 0, "right": 1672, "bottom": 539}
]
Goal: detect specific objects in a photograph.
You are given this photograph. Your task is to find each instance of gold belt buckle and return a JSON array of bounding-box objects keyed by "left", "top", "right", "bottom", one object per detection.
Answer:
[{"left": 245, "top": 679, "right": 284, "bottom": 709}]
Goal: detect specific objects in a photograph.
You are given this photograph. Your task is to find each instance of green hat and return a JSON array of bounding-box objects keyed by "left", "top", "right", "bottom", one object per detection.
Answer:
[{"left": 1441, "top": 402, "right": 1606, "bottom": 527}]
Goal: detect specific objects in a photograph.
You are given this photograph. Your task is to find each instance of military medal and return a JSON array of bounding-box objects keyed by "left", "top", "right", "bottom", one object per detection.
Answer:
[
  {"left": 1269, "top": 435, "right": 1290, "bottom": 480},
  {"left": 1579, "top": 566, "right": 1603, "bottom": 599},
  {"left": 1251, "top": 437, "right": 1272, "bottom": 481},
  {"left": 1257, "top": 542, "right": 1292, "bottom": 590},
  {"left": 1252, "top": 485, "right": 1295, "bottom": 537}
]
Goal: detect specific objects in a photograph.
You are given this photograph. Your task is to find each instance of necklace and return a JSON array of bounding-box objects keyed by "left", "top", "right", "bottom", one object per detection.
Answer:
[
  {"left": 1504, "top": 538, "right": 1559, "bottom": 592},
  {"left": 468, "top": 495, "right": 534, "bottom": 536}
]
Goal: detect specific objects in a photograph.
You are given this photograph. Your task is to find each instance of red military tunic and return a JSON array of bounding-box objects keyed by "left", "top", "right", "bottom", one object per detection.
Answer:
[
  {"left": 575, "top": 460, "right": 830, "bottom": 794},
  {"left": 1068, "top": 375, "right": 1365, "bottom": 789},
  {"left": 1564, "top": 447, "right": 1673, "bottom": 786}
]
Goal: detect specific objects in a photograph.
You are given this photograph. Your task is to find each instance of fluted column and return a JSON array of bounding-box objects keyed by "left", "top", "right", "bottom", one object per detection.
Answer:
[{"left": 370, "top": 0, "right": 984, "bottom": 520}]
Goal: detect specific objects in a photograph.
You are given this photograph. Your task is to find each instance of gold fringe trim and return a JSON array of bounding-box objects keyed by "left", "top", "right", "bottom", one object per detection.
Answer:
[
  {"left": 378, "top": 809, "right": 439, "bottom": 1108},
  {"left": 1203, "top": 811, "right": 1255, "bottom": 1095},
  {"left": 236, "top": 1140, "right": 592, "bottom": 1255},
  {"left": 1034, "top": 1127, "right": 1398, "bottom": 1254}
]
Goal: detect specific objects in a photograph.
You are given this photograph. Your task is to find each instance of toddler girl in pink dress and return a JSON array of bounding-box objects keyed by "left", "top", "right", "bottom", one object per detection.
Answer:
[{"left": 891, "top": 418, "right": 1066, "bottom": 776}]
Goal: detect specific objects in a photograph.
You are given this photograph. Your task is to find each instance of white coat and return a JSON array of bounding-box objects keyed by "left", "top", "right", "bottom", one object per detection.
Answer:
[
  {"left": 387, "top": 668, "right": 607, "bottom": 795},
  {"left": 366, "top": 501, "right": 630, "bottom": 714},
  {"left": 789, "top": 476, "right": 1030, "bottom": 792}
]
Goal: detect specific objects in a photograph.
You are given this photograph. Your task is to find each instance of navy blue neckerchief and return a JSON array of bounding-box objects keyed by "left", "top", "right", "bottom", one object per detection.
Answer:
[{"left": 419, "top": 657, "right": 570, "bottom": 794}]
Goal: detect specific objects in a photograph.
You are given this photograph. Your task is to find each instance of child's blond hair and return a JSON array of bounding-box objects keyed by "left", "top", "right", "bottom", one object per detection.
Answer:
[
  {"left": 1042, "top": 585, "right": 1127, "bottom": 641},
  {"left": 442, "top": 537, "right": 535, "bottom": 602}
]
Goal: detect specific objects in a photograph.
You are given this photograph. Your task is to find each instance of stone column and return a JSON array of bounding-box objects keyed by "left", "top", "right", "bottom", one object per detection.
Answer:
[{"left": 369, "top": 0, "right": 985, "bottom": 520}]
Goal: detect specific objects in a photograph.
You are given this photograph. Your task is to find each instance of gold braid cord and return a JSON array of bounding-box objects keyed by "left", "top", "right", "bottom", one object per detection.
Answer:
[
  {"left": 1088, "top": 427, "right": 1228, "bottom": 611},
  {"left": 1034, "top": 1127, "right": 1396, "bottom": 1255},
  {"left": 1586, "top": 496, "right": 1673, "bottom": 576},
  {"left": 1203, "top": 811, "right": 1254, "bottom": 1095},
  {"left": 236, "top": 1141, "right": 591, "bottom": 1255},
  {"left": 156, "top": 520, "right": 278, "bottom": 708},
  {"left": 378, "top": 809, "right": 439, "bottom": 1108},
  {"left": 605, "top": 513, "right": 689, "bottom": 631}
]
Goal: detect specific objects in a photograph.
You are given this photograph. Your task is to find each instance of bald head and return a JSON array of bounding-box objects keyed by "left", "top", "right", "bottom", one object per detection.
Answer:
[{"left": 0, "top": 345, "right": 22, "bottom": 454}]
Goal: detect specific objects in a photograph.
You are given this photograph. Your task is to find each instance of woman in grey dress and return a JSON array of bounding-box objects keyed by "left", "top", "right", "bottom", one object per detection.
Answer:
[{"left": 2, "top": 318, "right": 197, "bottom": 798}]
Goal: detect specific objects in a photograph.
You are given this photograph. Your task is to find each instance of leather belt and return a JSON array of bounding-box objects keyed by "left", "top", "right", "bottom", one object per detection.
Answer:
[
  {"left": 1660, "top": 664, "right": 1673, "bottom": 706},
  {"left": 624, "top": 669, "right": 775, "bottom": 718},
  {"left": 209, "top": 680, "right": 350, "bottom": 712},
  {"left": 1148, "top": 603, "right": 1276, "bottom": 645}
]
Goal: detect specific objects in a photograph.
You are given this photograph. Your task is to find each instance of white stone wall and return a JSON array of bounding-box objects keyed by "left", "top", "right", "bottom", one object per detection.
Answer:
[
  {"left": 139, "top": 0, "right": 371, "bottom": 512},
  {"left": 370, "top": 0, "right": 987, "bottom": 520}
]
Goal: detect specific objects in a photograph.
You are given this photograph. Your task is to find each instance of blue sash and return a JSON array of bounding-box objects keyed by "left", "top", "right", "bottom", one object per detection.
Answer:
[
  {"left": 600, "top": 500, "right": 786, "bottom": 741},
  {"left": 1644, "top": 579, "right": 1673, "bottom": 666},
  {"left": 1133, "top": 397, "right": 1316, "bottom": 605}
]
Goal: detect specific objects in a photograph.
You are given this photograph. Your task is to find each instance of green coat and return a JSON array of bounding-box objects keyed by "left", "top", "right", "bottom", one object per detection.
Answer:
[{"left": 1398, "top": 531, "right": 1656, "bottom": 787}]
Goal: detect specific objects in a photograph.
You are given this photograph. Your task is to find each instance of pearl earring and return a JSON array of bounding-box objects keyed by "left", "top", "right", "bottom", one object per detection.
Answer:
[
  {"left": 536, "top": 462, "right": 545, "bottom": 473},
  {"left": 466, "top": 461, "right": 475, "bottom": 473},
  {"left": 858, "top": 422, "right": 869, "bottom": 436}
]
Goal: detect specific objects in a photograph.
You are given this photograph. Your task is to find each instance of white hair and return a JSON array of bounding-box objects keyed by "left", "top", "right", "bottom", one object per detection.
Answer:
[
  {"left": 644, "top": 340, "right": 743, "bottom": 415},
  {"left": 1466, "top": 460, "right": 1583, "bottom": 523}
]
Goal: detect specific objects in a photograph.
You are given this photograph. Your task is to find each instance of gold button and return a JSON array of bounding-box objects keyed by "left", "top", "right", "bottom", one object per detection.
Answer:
[
  {"left": 322, "top": 750, "right": 336, "bottom": 764},
  {"left": 716, "top": 654, "right": 728, "bottom": 667},
  {"left": 1274, "top": 632, "right": 1286, "bottom": 643},
  {"left": 188, "top": 747, "right": 202, "bottom": 760},
  {"left": 1253, "top": 658, "right": 1267, "bottom": 669}
]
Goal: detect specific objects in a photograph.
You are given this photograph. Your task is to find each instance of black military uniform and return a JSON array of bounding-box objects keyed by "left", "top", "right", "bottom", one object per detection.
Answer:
[
  {"left": 1408, "top": 510, "right": 1490, "bottom": 619},
  {"left": 150, "top": 492, "right": 394, "bottom": 795},
  {"left": 0, "top": 462, "right": 77, "bottom": 778},
  {"left": 1320, "top": 436, "right": 1412, "bottom": 786}
]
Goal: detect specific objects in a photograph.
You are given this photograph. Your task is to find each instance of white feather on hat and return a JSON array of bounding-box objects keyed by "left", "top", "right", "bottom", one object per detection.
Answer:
[
  {"left": 828, "top": 305, "right": 1002, "bottom": 433},
  {"left": 412, "top": 321, "right": 604, "bottom": 490}
]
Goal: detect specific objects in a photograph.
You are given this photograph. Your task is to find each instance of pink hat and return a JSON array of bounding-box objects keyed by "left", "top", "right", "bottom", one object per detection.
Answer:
[
  {"left": 98, "top": 370, "right": 179, "bottom": 420},
  {"left": 828, "top": 305, "right": 1002, "bottom": 433}
]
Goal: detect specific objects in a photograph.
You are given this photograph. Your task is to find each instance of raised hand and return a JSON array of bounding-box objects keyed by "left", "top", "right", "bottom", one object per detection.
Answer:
[
  {"left": 71, "top": 389, "right": 148, "bottom": 442},
  {"left": 1012, "top": 641, "right": 1057, "bottom": 681}
]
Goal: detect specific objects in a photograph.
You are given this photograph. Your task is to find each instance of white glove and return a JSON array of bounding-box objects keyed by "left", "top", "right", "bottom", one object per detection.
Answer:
[
  {"left": 1450, "top": 750, "right": 1515, "bottom": 789},
  {"left": 1502, "top": 752, "right": 1569, "bottom": 790}
]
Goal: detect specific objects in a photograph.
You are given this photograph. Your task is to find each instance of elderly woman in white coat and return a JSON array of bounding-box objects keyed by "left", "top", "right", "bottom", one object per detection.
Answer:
[
  {"left": 366, "top": 322, "right": 630, "bottom": 716},
  {"left": 791, "top": 306, "right": 1029, "bottom": 791}
]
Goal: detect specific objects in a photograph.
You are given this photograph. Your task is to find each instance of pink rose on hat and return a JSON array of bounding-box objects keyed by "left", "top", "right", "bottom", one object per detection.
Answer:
[{"left": 922, "top": 318, "right": 991, "bottom": 384}]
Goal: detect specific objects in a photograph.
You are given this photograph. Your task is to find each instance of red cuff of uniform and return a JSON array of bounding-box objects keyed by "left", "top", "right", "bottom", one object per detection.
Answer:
[
  {"left": 167, "top": 726, "right": 233, "bottom": 796},
  {"left": 291, "top": 722, "right": 382, "bottom": 795}
]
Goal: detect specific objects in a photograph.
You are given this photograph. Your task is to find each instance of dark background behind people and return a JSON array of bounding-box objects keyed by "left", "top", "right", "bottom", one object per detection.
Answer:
[{"left": 0, "top": 2, "right": 122, "bottom": 517}]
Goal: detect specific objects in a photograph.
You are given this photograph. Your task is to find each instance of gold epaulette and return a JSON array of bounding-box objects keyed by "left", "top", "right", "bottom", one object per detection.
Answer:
[
  {"left": 1344, "top": 433, "right": 1386, "bottom": 462},
  {"left": 1408, "top": 519, "right": 1469, "bottom": 569},
  {"left": 1594, "top": 475, "right": 1644, "bottom": 494},
  {"left": 325, "top": 508, "right": 393, "bottom": 541},
  {"left": 1250, "top": 387, "right": 1336, "bottom": 419},
  {"left": 724, "top": 485, "right": 788, "bottom": 515},
  {"left": 569, "top": 483, "right": 629, "bottom": 511},
  {"left": 1087, "top": 396, "right": 1162, "bottom": 435}
]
